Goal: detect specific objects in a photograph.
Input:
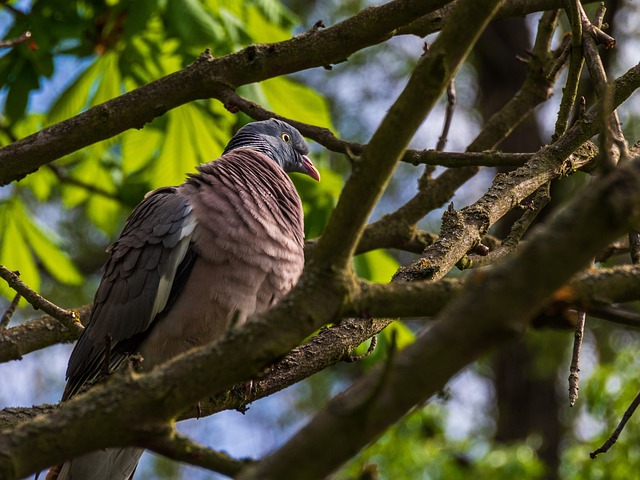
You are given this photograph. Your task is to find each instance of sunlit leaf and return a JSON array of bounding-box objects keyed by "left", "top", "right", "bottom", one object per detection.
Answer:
[
  {"left": 260, "top": 77, "right": 334, "bottom": 131},
  {"left": 19, "top": 166, "right": 58, "bottom": 201},
  {"left": 121, "top": 125, "right": 164, "bottom": 174},
  {"left": 90, "top": 52, "right": 122, "bottom": 105},
  {"left": 148, "top": 103, "right": 231, "bottom": 188},
  {"left": 353, "top": 249, "right": 400, "bottom": 284},
  {"left": 18, "top": 209, "right": 83, "bottom": 286},
  {"left": 250, "top": 0, "right": 296, "bottom": 26},
  {"left": 86, "top": 194, "right": 124, "bottom": 236},
  {"left": 0, "top": 202, "right": 40, "bottom": 301},
  {"left": 244, "top": 5, "right": 291, "bottom": 43},
  {"left": 47, "top": 57, "right": 103, "bottom": 125},
  {"left": 0, "top": 199, "right": 83, "bottom": 300},
  {"left": 165, "top": 0, "right": 224, "bottom": 48}
]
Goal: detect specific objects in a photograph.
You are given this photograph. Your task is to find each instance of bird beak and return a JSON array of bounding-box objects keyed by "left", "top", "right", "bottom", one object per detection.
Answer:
[{"left": 302, "top": 155, "right": 321, "bottom": 182}]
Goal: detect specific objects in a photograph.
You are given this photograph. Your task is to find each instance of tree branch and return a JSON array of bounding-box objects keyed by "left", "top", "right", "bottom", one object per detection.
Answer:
[
  {"left": 240, "top": 134, "right": 640, "bottom": 480},
  {"left": 0, "top": 305, "right": 91, "bottom": 363},
  {"left": 0, "top": 266, "right": 83, "bottom": 335},
  {"left": 0, "top": 0, "right": 453, "bottom": 186},
  {"left": 2, "top": 264, "right": 639, "bottom": 448},
  {"left": 394, "top": 59, "right": 640, "bottom": 282},
  {"left": 310, "top": 0, "right": 505, "bottom": 272},
  {"left": 144, "top": 429, "right": 250, "bottom": 477}
]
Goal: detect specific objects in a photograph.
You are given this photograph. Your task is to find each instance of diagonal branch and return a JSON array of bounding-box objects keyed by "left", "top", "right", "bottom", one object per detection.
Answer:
[
  {"left": 310, "top": 0, "right": 506, "bottom": 272},
  {"left": 0, "top": 266, "right": 83, "bottom": 335}
]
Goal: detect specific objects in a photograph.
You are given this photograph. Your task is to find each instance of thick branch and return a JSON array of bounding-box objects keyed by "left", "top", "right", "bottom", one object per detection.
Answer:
[
  {"left": 310, "top": 0, "right": 504, "bottom": 271},
  {"left": 0, "top": 305, "right": 91, "bottom": 363},
  {"left": 0, "top": 266, "right": 83, "bottom": 335},
  {"left": 2, "top": 265, "right": 639, "bottom": 437}
]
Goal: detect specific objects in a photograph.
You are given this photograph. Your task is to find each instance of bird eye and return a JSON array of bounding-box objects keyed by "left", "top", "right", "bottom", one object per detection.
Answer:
[{"left": 281, "top": 133, "right": 291, "bottom": 143}]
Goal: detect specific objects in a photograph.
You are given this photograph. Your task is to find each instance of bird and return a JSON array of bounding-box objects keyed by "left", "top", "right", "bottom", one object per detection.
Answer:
[{"left": 46, "top": 118, "right": 320, "bottom": 480}]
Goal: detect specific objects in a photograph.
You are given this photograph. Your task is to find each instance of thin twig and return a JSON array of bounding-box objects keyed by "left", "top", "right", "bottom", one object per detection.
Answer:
[
  {"left": 592, "top": 4, "right": 614, "bottom": 47},
  {"left": 546, "top": 34, "right": 571, "bottom": 81},
  {"left": 569, "top": 310, "right": 586, "bottom": 407},
  {"left": 0, "top": 265, "right": 83, "bottom": 334},
  {"left": 145, "top": 430, "right": 251, "bottom": 477},
  {"left": 464, "top": 183, "right": 551, "bottom": 268},
  {"left": 588, "top": 306, "right": 640, "bottom": 329},
  {"left": 218, "top": 87, "right": 536, "bottom": 168},
  {"left": 578, "top": 2, "right": 629, "bottom": 168},
  {"left": 629, "top": 232, "right": 640, "bottom": 265},
  {"left": 553, "top": 0, "right": 584, "bottom": 140},
  {"left": 594, "top": 2, "right": 606, "bottom": 27},
  {"left": 0, "top": 293, "right": 20, "bottom": 329},
  {"left": 591, "top": 390, "right": 640, "bottom": 459},
  {"left": 0, "top": 31, "right": 30, "bottom": 48},
  {"left": 436, "top": 79, "right": 456, "bottom": 152},
  {"left": 344, "top": 335, "right": 378, "bottom": 363}
]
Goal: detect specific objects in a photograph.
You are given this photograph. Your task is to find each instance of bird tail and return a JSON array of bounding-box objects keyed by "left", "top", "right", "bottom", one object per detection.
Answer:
[{"left": 45, "top": 448, "right": 143, "bottom": 480}]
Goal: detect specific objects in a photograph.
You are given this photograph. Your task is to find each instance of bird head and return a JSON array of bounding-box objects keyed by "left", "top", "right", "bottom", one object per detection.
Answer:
[{"left": 223, "top": 119, "right": 320, "bottom": 181}]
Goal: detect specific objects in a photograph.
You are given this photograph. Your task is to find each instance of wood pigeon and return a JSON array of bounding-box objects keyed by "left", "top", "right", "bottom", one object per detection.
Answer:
[{"left": 47, "top": 118, "right": 320, "bottom": 480}]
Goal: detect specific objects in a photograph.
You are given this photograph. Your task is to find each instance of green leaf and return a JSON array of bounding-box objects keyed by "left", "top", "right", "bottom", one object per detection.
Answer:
[
  {"left": 124, "top": 0, "right": 160, "bottom": 39},
  {"left": 5, "top": 61, "right": 40, "bottom": 120},
  {"left": 293, "top": 165, "right": 342, "bottom": 239},
  {"left": 0, "top": 202, "right": 40, "bottom": 301},
  {"left": 86, "top": 194, "right": 123, "bottom": 236},
  {"left": 47, "top": 57, "right": 103, "bottom": 125},
  {"left": 244, "top": 4, "right": 292, "bottom": 43},
  {"left": 18, "top": 209, "right": 83, "bottom": 286},
  {"left": 19, "top": 166, "right": 58, "bottom": 201},
  {"left": 0, "top": 198, "right": 83, "bottom": 299},
  {"left": 122, "top": 125, "right": 164, "bottom": 174},
  {"left": 353, "top": 249, "right": 400, "bottom": 284},
  {"left": 260, "top": 77, "right": 334, "bottom": 131},
  {"left": 165, "top": 0, "right": 224, "bottom": 48},
  {"left": 90, "top": 52, "right": 122, "bottom": 106},
  {"left": 249, "top": 0, "right": 296, "bottom": 27},
  {"left": 148, "top": 103, "right": 231, "bottom": 188}
]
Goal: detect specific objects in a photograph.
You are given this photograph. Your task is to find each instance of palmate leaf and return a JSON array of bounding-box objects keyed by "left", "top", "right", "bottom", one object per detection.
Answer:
[
  {"left": 122, "top": 125, "right": 164, "bottom": 175},
  {"left": 0, "top": 198, "right": 83, "bottom": 301},
  {"left": 17, "top": 206, "right": 83, "bottom": 286},
  {"left": 90, "top": 52, "right": 122, "bottom": 105},
  {"left": 19, "top": 166, "right": 58, "bottom": 202}
]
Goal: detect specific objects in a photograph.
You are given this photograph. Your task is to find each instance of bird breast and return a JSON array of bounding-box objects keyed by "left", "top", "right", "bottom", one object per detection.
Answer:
[{"left": 140, "top": 154, "right": 305, "bottom": 367}]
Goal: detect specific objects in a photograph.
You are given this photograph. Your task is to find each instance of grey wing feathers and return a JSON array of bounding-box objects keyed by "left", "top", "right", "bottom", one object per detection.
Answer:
[{"left": 63, "top": 187, "right": 197, "bottom": 400}]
